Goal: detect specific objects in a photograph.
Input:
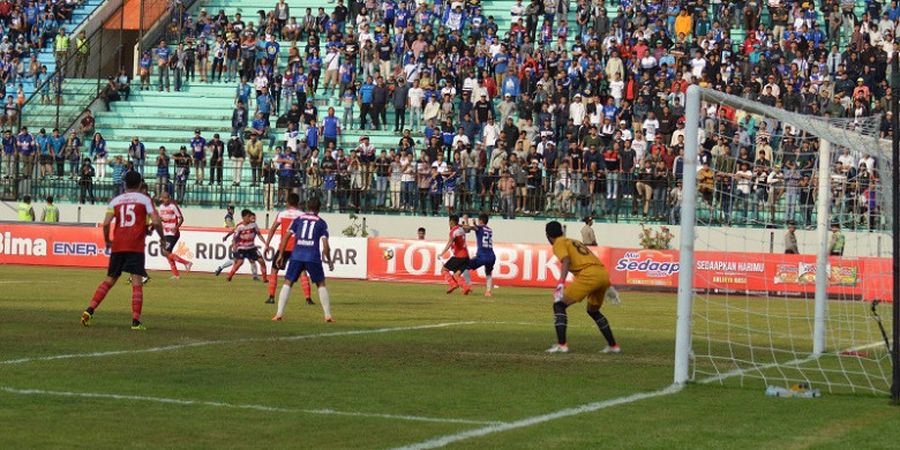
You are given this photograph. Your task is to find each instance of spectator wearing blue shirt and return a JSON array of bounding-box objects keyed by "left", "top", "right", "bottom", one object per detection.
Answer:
[
  {"left": 17, "top": 127, "right": 35, "bottom": 179},
  {"left": 294, "top": 66, "right": 309, "bottom": 110},
  {"left": 155, "top": 40, "right": 171, "bottom": 91},
  {"left": 306, "top": 117, "right": 320, "bottom": 150},
  {"left": 49, "top": 129, "right": 66, "bottom": 178},
  {"left": 36, "top": 128, "right": 52, "bottom": 178},
  {"left": 321, "top": 107, "right": 340, "bottom": 148},
  {"left": 251, "top": 112, "right": 275, "bottom": 150},
  {"left": 256, "top": 86, "right": 272, "bottom": 122},
  {"left": 139, "top": 51, "right": 152, "bottom": 90},
  {"left": 492, "top": 47, "right": 509, "bottom": 86},
  {"left": 236, "top": 78, "right": 251, "bottom": 108},
  {"left": 2, "top": 129, "right": 14, "bottom": 179},
  {"left": 109, "top": 155, "right": 127, "bottom": 195},
  {"left": 359, "top": 76, "right": 375, "bottom": 130},
  {"left": 443, "top": 4, "right": 466, "bottom": 32},
  {"left": 89, "top": 132, "right": 108, "bottom": 180},
  {"left": 501, "top": 68, "right": 520, "bottom": 99},
  {"left": 190, "top": 129, "right": 207, "bottom": 184}
]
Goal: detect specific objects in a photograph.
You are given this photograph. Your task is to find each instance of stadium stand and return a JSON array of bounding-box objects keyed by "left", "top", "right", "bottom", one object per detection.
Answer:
[{"left": 0, "top": 0, "right": 892, "bottom": 229}]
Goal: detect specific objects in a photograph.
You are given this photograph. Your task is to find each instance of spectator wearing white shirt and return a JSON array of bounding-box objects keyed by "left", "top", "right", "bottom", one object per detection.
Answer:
[
  {"left": 407, "top": 80, "right": 424, "bottom": 129},
  {"left": 569, "top": 94, "right": 586, "bottom": 125},
  {"left": 283, "top": 122, "right": 300, "bottom": 152},
  {"left": 837, "top": 148, "right": 856, "bottom": 172},
  {"left": 618, "top": 120, "right": 633, "bottom": 141},
  {"left": 689, "top": 51, "right": 706, "bottom": 79},
  {"left": 482, "top": 117, "right": 501, "bottom": 154},
  {"left": 642, "top": 111, "right": 660, "bottom": 142},
  {"left": 859, "top": 154, "right": 875, "bottom": 173},
  {"left": 452, "top": 127, "right": 470, "bottom": 150},
  {"left": 609, "top": 73, "right": 625, "bottom": 106}
]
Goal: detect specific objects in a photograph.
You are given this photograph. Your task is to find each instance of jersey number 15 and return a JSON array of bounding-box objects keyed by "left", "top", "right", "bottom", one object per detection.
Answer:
[{"left": 118, "top": 204, "right": 137, "bottom": 227}]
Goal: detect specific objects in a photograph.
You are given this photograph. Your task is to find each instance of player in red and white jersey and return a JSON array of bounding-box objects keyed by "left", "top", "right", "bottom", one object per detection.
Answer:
[
  {"left": 223, "top": 209, "right": 268, "bottom": 282},
  {"left": 81, "top": 171, "right": 167, "bottom": 330},
  {"left": 439, "top": 214, "right": 471, "bottom": 295},
  {"left": 263, "top": 193, "right": 314, "bottom": 305},
  {"left": 158, "top": 191, "right": 193, "bottom": 279}
]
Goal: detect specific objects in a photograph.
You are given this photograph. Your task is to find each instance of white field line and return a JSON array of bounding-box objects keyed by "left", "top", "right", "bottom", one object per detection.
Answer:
[
  {"left": 0, "top": 387, "right": 500, "bottom": 425},
  {"left": 394, "top": 385, "right": 684, "bottom": 450},
  {"left": 0, "top": 321, "right": 476, "bottom": 366},
  {"left": 394, "top": 339, "right": 887, "bottom": 450}
]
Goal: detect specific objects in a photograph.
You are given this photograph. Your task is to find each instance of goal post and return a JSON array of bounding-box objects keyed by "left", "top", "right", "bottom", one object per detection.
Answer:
[{"left": 674, "top": 84, "right": 897, "bottom": 397}]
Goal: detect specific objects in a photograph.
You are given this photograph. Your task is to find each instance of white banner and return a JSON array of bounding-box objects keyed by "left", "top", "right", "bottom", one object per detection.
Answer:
[{"left": 145, "top": 229, "right": 368, "bottom": 279}]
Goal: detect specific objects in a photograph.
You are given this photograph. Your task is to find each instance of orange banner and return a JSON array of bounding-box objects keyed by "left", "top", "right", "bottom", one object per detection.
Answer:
[
  {"left": 368, "top": 238, "right": 893, "bottom": 301},
  {"left": 0, "top": 223, "right": 108, "bottom": 267},
  {"left": 0, "top": 223, "right": 893, "bottom": 302},
  {"left": 366, "top": 238, "right": 609, "bottom": 288}
]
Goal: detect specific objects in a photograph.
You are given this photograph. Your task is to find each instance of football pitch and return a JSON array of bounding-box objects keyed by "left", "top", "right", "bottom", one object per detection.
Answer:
[{"left": 2, "top": 265, "right": 900, "bottom": 449}]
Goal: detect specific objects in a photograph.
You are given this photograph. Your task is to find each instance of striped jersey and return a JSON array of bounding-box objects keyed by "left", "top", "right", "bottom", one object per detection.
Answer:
[{"left": 157, "top": 202, "right": 183, "bottom": 236}]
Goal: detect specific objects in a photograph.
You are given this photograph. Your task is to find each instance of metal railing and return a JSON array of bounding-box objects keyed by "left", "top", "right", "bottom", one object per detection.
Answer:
[{"left": 0, "top": 161, "right": 885, "bottom": 231}]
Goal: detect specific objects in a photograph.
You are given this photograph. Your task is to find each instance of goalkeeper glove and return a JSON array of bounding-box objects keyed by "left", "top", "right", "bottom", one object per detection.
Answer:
[{"left": 554, "top": 283, "right": 564, "bottom": 303}]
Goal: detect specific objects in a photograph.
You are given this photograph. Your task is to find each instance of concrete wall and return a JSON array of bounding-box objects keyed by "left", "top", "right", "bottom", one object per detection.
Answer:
[{"left": 0, "top": 201, "right": 890, "bottom": 258}]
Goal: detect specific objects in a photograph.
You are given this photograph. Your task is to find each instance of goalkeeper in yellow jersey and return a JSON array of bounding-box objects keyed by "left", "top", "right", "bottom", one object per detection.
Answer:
[{"left": 544, "top": 221, "right": 621, "bottom": 354}]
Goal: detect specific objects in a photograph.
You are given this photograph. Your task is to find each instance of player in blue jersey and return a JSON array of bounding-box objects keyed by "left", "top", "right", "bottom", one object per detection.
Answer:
[
  {"left": 462, "top": 213, "right": 496, "bottom": 297},
  {"left": 274, "top": 197, "right": 334, "bottom": 322}
]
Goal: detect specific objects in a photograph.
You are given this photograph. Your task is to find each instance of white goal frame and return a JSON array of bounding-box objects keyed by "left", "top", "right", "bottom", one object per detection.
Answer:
[{"left": 673, "top": 85, "right": 894, "bottom": 386}]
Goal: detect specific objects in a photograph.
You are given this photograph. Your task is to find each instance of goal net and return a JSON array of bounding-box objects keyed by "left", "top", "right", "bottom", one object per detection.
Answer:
[{"left": 674, "top": 86, "right": 895, "bottom": 396}]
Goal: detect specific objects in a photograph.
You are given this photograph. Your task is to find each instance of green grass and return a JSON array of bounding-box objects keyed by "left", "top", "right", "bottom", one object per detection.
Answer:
[{"left": 1, "top": 265, "right": 899, "bottom": 449}]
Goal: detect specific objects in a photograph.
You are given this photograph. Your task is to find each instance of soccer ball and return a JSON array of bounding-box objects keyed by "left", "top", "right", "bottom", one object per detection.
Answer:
[{"left": 383, "top": 249, "right": 395, "bottom": 261}]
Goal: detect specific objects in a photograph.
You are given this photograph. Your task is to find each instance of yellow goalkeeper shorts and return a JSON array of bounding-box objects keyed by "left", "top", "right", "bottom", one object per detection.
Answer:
[{"left": 563, "top": 265, "right": 611, "bottom": 308}]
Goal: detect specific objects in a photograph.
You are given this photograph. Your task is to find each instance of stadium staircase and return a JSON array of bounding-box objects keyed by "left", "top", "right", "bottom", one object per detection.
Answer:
[
  {"left": 90, "top": 0, "right": 577, "bottom": 168},
  {"left": 16, "top": 0, "right": 105, "bottom": 99}
]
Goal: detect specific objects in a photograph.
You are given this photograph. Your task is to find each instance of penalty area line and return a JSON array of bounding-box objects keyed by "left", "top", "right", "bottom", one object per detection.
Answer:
[
  {"left": 393, "top": 384, "right": 683, "bottom": 450},
  {"left": 0, "top": 387, "right": 500, "bottom": 425},
  {"left": 0, "top": 321, "right": 477, "bottom": 366},
  {"left": 396, "top": 339, "right": 890, "bottom": 449}
]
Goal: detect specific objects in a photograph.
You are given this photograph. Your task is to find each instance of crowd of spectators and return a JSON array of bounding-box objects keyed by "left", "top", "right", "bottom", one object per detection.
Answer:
[{"left": 5, "top": 0, "right": 896, "bottom": 228}]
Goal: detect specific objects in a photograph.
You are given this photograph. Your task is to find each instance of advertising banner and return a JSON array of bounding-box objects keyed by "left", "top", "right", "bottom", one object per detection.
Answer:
[
  {"left": 0, "top": 223, "right": 367, "bottom": 279},
  {"left": 0, "top": 223, "right": 107, "bottom": 267},
  {"left": 608, "top": 248, "right": 680, "bottom": 287},
  {"left": 145, "top": 229, "right": 368, "bottom": 279},
  {"left": 0, "top": 223, "right": 892, "bottom": 300},
  {"left": 366, "top": 238, "right": 609, "bottom": 288}
]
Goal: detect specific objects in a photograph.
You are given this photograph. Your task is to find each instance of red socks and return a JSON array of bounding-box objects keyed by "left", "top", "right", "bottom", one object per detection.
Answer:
[
  {"left": 90, "top": 280, "right": 112, "bottom": 310},
  {"left": 270, "top": 271, "right": 309, "bottom": 298},
  {"left": 131, "top": 284, "right": 143, "bottom": 321},
  {"left": 268, "top": 272, "right": 278, "bottom": 297},
  {"left": 301, "top": 274, "right": 311, "bottom": 299},
  {"left": 170, "top": 253, "right": 189, "bottom": 265},
  {"left": 227, "top": 263, "right": 240, "bottom": 280},
  {"left": 443, "top": 271, "right": 457, "bottom": 286},
  {"left": 167, "top": 256, "right": 180, "bottom": 276}
]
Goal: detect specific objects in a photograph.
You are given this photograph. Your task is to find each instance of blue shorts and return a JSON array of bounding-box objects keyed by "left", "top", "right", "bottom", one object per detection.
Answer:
[
  {"left": 468, "top": 255, "right": 496, "bottom": 275},
  {"left": 285, "top": 259, "right": 325, "bottom": 284}
]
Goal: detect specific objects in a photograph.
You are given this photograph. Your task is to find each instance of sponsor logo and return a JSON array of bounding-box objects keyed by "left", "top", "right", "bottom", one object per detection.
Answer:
[
  {"left": 0, "top": 232, "right": 48, "bottom": 256},
  {"left": 615, "top": 251, "right": 680, "bottom": 277},
  {"left": 53, "top": 242, "right": 106, "bottom": 256}
]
